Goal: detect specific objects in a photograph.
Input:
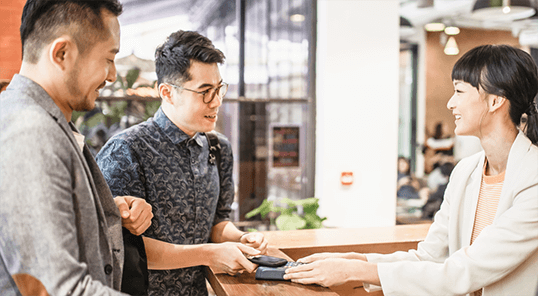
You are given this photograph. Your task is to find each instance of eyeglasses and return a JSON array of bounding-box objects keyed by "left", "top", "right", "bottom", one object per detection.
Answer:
[{"left": 168, "top": 82, "right": 228, "bottom": 104}]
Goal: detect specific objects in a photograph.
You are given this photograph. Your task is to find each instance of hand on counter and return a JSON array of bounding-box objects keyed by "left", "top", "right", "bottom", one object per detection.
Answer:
[
  {"left": 297, "top": 252, "right": 367, "bottom": 263},
  {"left": 283, "top": 257, "right": 380, "bottom": 288},
  {"left": 114, "top": 195, "right": 153, "bottom": 235},
  {"left": 240, "top": 232, "right": 268, "bottom": 254},
  {"left": 209, "top": 242, "right": 260, "bottom": 276}
]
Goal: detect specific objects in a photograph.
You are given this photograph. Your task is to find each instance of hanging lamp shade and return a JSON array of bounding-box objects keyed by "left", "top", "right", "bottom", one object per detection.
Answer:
[
  {"left": 444, "top": 26, "right": 460, "bottom": 35},
  {"left": 444, "top": 36, "right": 459, "bottom": 55},
  {"left": 400, "top": 16, "right": 416, "bottom": 39},
  {"left": 417, "top": 0, "right": 434, "bottom": 8},
  {"left": 424, "top": 19, "right": 446, "bottom": 32},
  {"left": 400, "top": 16, "right": 413, "bottom": 27},
  {"left": 472, "top": 0, "right": 536, "bottom": 21}
]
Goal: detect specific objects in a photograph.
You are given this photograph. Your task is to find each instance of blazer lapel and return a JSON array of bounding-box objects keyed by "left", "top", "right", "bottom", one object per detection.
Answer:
[
  {"left": 496, "top": 132, "right": 531, "bottom": 217},
  {"left": 69, "top": 123, "right": 110, "bottom": 231},
  {"left": 82, "top": 144, "right": 122, "bottom": 234},
  {"left": 18, "top": 75, "right": 99, "bottom": 207},
  {"left": 25, "top": 77, "right": 113, "bottom": 254},
  {"left": 461, "top": 153, "right": 485, "bottom": 247}
]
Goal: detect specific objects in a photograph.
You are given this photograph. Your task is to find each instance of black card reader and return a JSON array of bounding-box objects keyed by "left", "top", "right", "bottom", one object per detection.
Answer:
[{"left": 255, "top": 261, "right": 305, "bottom": 281}]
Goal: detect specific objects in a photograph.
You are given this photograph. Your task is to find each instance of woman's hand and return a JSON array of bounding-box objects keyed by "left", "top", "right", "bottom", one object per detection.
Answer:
[
  {"left": 284, "top": 257, "right": 379, "bottom": 287},
  {"left": 297, "top": 252, "right": 366, "bottom": 263},
  {"left": 284, "top": 258, "right": 359, "bottom": 287}
]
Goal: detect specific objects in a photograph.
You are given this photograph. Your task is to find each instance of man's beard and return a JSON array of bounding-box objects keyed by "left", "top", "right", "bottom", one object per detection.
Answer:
[{"left": 66, "top": 60, "right": 96, "bottom": 112}]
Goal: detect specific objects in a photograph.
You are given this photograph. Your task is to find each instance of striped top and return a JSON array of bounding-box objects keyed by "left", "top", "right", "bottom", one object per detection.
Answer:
[
  {"left": 471, "top": 162, "right": 505, "bottom": 296},
  {"left": 471, "top": 163, "right": 505, "bottom": 244}
]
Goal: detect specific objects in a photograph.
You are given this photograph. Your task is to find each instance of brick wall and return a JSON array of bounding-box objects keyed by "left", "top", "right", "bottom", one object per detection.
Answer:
[
  {"left": 0, "top": 0, "right": 25, "bottom": 80},
  {"left": 425, "top": 28, "right": 519, "bottom": 138}
]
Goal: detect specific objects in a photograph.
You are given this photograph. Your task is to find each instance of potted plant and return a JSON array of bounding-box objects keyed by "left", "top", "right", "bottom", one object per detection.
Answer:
[{"left": 245, "top": 197, "right": 326, "bottom": 231}]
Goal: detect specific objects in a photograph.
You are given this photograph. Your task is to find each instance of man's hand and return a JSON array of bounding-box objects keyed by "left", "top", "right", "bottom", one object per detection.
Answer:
[
  {"left": 114, "top": 196, "right": 153, "bottom": 235},
  {"left": 240, "top": 232, "right": 268, "bottom": 254},
  {"left": 208, "top": 242, "right": 260, "bottom": 276}
]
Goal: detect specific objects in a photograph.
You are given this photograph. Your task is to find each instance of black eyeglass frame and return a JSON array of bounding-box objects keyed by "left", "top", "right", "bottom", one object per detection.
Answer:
[{"left": 168, "top": 82, "right": 228, "bottom": 104}]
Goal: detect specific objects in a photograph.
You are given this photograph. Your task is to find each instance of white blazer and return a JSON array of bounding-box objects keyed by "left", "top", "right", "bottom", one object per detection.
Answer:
[{"left": 366, "top": 132, "right": 538, "bottom": 296}]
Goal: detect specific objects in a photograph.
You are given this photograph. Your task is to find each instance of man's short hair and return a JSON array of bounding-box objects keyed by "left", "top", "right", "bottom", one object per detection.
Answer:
[
  {"left": 20, "top": 0, "right": 123, "bottom": 64},
  {"left": 155, "top": 30, "right": 225, "bottom": 86}
]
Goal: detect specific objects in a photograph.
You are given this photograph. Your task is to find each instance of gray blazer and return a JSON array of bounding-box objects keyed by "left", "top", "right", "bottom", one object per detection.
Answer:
[{"left": 0, "top": 74, "right": 126, "bottom": 295}]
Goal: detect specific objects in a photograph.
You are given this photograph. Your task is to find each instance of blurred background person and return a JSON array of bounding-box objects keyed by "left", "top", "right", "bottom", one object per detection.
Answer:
[{"left": 423, "top": 121, "right": 455, "bottom": 174}]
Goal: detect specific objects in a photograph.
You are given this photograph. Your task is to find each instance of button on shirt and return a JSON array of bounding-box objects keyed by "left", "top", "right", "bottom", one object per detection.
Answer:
[{"left": 96, "top": 107, "right": 234, "bottom": 296}]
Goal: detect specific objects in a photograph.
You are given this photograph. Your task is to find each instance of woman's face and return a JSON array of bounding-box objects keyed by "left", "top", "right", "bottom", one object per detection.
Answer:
[
  {"left": 446, "top": 80, "right": 490, "bottom": 137},
  {"left": 398, "top": 158, "right": 409, "bottom": 174}
]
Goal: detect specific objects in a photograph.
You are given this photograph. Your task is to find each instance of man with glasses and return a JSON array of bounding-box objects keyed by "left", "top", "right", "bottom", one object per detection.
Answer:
[{"left": 96, "top": 30, "right": 268, "bottom": 296}]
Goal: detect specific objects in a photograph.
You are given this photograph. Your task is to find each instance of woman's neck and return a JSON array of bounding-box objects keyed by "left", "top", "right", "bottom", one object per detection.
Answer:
[{"left": 480, "top": 125, "right": 518, "bottom": 176}]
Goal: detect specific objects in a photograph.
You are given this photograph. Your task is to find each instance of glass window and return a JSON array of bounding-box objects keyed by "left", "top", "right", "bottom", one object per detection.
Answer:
[
  {"left": 198, "top": 0, "right": 314, "bottom": 221},
  {"left": 74, "top": 0, "right": 316, "bottom": 225}
]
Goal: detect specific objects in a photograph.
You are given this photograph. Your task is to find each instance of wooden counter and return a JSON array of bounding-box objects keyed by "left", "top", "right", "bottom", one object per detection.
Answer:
[{"left": 207, "top": 224, "right": 431, "bottom": 296}]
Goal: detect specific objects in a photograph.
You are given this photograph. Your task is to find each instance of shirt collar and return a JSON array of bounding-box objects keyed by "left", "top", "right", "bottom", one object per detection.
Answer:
[
  {"left": 8, "top": 74, "right": 65, "bottom": 123},
  {"left": 154, "top": 107, "right": 203, "bottom": 147}
]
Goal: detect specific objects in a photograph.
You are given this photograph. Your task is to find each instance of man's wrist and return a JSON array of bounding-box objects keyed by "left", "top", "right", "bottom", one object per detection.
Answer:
[{"left": 200, "top": 244, "right": 215, "bottom": 266}]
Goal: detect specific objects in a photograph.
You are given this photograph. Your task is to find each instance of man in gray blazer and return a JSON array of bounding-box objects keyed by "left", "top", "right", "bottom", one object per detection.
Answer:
[{"left": 0, "top": 1, "right": 152, "bottom": 295}]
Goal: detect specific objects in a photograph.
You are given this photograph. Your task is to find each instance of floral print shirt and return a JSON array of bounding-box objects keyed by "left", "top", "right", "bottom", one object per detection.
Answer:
[{"left": 96, "top": 107, "right": 234, "bottom": 296}]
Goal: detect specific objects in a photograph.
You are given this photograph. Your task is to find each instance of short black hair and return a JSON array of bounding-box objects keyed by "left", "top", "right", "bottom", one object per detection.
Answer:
[
  {"left": 155, "top": 30, "right": 225, "bottom": 86},
  {"left": 452, "top": 44, "right": 538, "bottom": 145},
  {"left": 20, "top": 0, "right": 123, "bottom": 64}
]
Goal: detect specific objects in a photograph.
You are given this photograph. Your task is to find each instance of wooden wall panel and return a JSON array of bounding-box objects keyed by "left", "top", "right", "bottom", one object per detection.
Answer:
[{"left": 424, "top": 28, "right": 519, "bottom": 138}]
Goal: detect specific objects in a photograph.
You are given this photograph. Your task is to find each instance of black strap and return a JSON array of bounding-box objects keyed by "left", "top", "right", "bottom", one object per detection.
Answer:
[
  {"left": 121, "top": 228, "right": 149, "bottom": 296},
  {"left": 205, "top": 132, "right": 222, "bottom": 173}
]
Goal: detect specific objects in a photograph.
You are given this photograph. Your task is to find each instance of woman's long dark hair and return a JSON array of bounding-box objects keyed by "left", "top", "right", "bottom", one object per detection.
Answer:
[{"left": 452, "top": 44, "right": 538, "bottom": 145}]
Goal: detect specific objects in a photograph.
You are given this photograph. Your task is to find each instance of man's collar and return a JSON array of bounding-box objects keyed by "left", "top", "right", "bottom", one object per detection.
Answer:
[
  {"left": 154, "top": 107, "right": 203, "bottom": 147},
  {"left": 8, "top": 74, "right": 65, "bottom": 123}
]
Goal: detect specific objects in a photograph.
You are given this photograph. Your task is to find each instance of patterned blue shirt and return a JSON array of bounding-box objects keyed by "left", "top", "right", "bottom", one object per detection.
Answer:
[{"left": 96, "top": 107, "right": 234, "bottom": 296}]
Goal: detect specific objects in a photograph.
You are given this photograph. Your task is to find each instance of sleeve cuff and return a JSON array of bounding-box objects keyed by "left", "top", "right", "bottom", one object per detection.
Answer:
[{"left": 362, "top": 282, "right": 382, "bottom": 293}]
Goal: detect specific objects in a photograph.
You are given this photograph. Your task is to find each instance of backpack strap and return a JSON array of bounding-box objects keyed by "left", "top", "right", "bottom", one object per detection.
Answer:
[{"left": 205, "top": 132, "right": 222, "bottom": 174}]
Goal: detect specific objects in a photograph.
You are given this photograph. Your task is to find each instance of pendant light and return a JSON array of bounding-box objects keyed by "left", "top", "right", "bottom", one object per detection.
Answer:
[
  {"left": 425, "top": 19, "right": 445, "bottom": 32},
  {"left": 444, "top": 36, "right": 459, "bottom": 55},
  {"left": 472, "top": 0, "right": 536, "bottom": 21}
]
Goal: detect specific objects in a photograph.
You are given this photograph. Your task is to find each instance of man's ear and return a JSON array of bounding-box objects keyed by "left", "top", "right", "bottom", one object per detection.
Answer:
[
  {"left": 159, "top": 83, "right": 174, "bottom": 105},
  {"left": 488, "top": 95, "right": 507, "bottom": 113},
  {"left": 49, "top": 36, "right": 76, "bottom": 72}
]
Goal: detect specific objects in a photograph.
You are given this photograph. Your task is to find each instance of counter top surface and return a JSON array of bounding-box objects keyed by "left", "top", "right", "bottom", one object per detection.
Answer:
[
  {"left": 208, "top": 224, "right": 431, "bottom": 296},
  {"left": 260, "top": 224, "right": 431, "bottom": 249},
  {"left": 208, "top": 247, "right": 338, "bottom": 296}
]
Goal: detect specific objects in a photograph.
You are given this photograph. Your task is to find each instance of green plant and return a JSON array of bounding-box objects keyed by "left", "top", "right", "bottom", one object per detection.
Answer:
[{"left": 245, "top": 197, "right": 326, "bottom": 231}]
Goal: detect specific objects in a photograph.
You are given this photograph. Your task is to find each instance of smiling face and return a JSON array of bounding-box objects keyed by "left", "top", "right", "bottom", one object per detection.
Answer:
[
  {"left": 65, "top": 10, "right": 120, "bottom": 112},
  {"left": 446, "top": 80, "right": 491, "bottom": 137},
  {"left": 164, "top": 60, "right": 223, "bottom": 137}
]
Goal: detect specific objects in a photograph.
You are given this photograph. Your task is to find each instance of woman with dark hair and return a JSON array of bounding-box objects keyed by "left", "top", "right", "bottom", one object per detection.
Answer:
[{"left": 284, "top": 44, "right": 538, "bottom": 295}]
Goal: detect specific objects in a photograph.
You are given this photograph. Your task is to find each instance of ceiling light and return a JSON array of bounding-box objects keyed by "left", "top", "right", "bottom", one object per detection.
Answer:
[
  {"left": 444, "top": 26, "right": 460, "bottom": 35},
  {"left": 425, "top": 22, "right": 445, "bottom": 32},
  {"left": 417, "top": 0, "right": 434, "bottom": 8},
  {"left": 472, "top": 0, "right": 535, "bottom": 21},
  {"left": 290, "top": 14, "right": 305, "bottom": 22},
  {"left": 400, "top": 16, "right": 416, "bottom": 39},
  {"left": 400, "top": 16, "right": 413, "bottom": 27},
  {"left": 444, "top": 36, "right": 459, "bottom": 55}
]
